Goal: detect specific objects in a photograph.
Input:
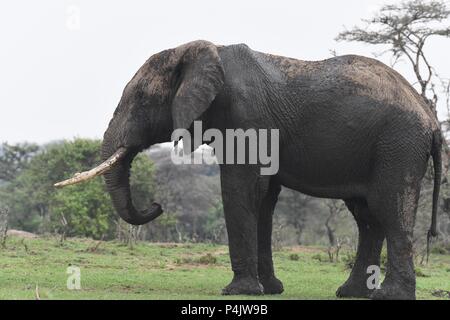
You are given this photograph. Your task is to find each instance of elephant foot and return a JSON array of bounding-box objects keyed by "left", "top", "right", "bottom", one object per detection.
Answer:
[
  {"left": 336, "top": 279, "right": 371, "bottom": 299},
  {"left": 260, "top": 275, "right": 284, "bottom": 294},
  {"left": 222, "top": 276, "right": 264, "bottom": 296},
  {"left": 369, "top": 282, "right": 415, "bottom": 300}
]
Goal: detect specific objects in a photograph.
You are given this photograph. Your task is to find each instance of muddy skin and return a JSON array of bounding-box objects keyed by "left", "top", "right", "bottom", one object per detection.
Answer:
[{"left": 101, "top": 40, "right": 441, "bottom": 300}]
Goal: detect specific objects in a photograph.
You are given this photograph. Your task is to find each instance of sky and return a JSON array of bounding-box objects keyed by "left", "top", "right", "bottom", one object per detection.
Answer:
[{"left": 1, "top": 0, "right": 450, "bottom": 144}]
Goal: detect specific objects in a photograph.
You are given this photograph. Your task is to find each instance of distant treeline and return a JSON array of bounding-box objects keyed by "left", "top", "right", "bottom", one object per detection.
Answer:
[{"left": 1, "top": 139, "right": 449, "bottom": 255}]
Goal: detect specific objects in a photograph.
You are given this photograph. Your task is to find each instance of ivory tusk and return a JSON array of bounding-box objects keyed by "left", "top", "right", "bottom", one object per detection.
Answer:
[{"left": 54, "top": 147, "right": 127, "bottom": 188}]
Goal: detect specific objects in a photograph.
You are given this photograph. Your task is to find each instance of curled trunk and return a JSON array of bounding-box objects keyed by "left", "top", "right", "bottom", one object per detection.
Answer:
[{"left": 102, "top": 143, "right": 162, "bottom": 225}]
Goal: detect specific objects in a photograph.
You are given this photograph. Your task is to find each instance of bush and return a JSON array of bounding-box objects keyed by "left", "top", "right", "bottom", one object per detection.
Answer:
[
  {"left": 431, "top": 244, "right": 450, "bottom": 255},
  {"left": 174, "top": 253, "right": 217, "bottom": 265},
  {"left": 311, "top": 253, "right": 326, "bottom": 262},
  {"left": 174, "top": 257, "right": 193, "bottom": 265},
  {"left": 342, "top": 252, "right": 356, "bottom": 269},
  {"left": 289, "top": 253, "right": 300, "bottom": 261},
  {"left": 196, "top": 253, "right": 217, "bottom": 265},
  {"left": 415, "top": 267, "right": 430, "bottom": 277}
]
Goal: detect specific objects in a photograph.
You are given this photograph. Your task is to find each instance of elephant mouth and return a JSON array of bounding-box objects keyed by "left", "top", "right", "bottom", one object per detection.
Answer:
[{"left": 54, "top": 146, "right": 163, "bottom": 225}]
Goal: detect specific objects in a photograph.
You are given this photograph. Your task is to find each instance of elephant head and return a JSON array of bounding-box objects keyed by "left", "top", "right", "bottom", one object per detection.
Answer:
[{"left": 54, "top": 40, "right": 225, "bottom": 225}]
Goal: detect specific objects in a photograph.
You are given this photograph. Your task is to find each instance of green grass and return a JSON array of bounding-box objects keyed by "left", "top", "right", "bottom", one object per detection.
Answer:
[{"left": 0, "top": 236, "right": 449, "bottom": 300}]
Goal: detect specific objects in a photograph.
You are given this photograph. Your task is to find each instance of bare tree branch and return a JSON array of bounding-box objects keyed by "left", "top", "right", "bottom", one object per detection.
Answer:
[{"left": 336, "top": 0, "right": 450, "bottom": 113}]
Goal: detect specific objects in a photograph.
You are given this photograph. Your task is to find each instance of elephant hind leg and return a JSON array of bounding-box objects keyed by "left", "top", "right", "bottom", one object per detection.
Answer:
[
  {"left": 366, "top": 176, "right": 421, "bottom": 300},
  {"left": 336, "top": 198, "right": 385, "bottom": 299}
]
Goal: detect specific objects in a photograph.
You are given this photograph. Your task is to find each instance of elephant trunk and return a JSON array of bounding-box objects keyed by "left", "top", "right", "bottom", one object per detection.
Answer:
[
  {"left": 54, "top": 136, "right": 163, "bottom": 226},
  {"left": 101, "top": 141, "right": 163, "bottom": 226}
]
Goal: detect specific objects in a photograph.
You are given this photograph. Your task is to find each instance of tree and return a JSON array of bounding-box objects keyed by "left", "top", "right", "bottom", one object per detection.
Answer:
[
  {"left": 201, "top": 200, "right": 226, "bottom": 243},
  {"left": 51, "top": 179, "right": 115, "bottom": 239},
  {"left": 324, "top": 199, "right": 347, "bottom": 247},
  {"left": 151, "top": 147, "right": 222, "bottom": 242},
  {"left": 3, "top": 139, "right": 110, "bottom": 232},
  {"left": 0, "top": 139, "right": 156, "bottom": 239},
  {"left": 277, "top": 188, "right": 316, "bottom": 245},
  {"left": 0, "top": 142, "right": 39, "bottom": 182},
  {"left": 336, "top": 0, "right": 450, "bottom": 113}
]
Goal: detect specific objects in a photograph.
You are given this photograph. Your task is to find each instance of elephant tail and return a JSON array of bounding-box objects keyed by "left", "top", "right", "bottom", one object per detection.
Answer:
[
  {"left": 430, "top": 130, "right": 442, "bottom": 238},
  {"left": 427, "top": 130, "right": 442, "bottom": 261}
]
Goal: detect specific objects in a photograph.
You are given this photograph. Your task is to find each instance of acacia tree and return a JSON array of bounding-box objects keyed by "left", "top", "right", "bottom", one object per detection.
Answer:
[{"left": 336, "top": 0, "right": 450, "bottom": 113}]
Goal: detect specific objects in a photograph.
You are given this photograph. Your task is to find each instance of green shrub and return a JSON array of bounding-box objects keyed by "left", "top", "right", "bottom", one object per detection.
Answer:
[
  {"left": 415, "top": 267, "right": 430, "bottom": 277},
  {"left": 174, "top": 257, "right": 193, "bottom": 265},
  {"left": 342, "top": 252, "right": 356, "bottom": 269},
  {"left": 431, "top": 244, "right": 450, "bottom": 255},
  {"left": 289, "top": 253, "right": 300, "bottom": 261},
  {"left": 312, "top": 253, "right": 326, "bottom": 262},
  {"left": 196, "top": 253, "right": 217, "bottom": 265},
  {"left": 174, "top": 253, "right": 217, "bottom": 265}
]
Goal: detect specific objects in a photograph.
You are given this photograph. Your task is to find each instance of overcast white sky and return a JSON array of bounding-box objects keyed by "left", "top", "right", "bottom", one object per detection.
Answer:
[{"left": 1, "top": 0, "right": 450, "bottom": 144}]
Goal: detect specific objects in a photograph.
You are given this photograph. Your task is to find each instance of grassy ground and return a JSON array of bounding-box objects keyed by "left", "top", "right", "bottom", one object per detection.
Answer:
[{"left": 0, "top": 235, "right": 449, "bottom": 300}]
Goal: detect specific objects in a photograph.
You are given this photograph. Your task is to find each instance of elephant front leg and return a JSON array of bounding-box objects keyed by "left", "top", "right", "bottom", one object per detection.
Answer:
[
  {"left": 258, "top": 181, "right": 284, "bottom": 294},
  {"left": 220, "top": 165, "right": 265, "bottom": 295},
  {"left": 221, "top": 194, "right": 262, "bottom": 295}
]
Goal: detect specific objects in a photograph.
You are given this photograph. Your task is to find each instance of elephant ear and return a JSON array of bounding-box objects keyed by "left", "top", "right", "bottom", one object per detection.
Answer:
[{"left": 171, "top": 41, "right": 225, "bottom": 130}]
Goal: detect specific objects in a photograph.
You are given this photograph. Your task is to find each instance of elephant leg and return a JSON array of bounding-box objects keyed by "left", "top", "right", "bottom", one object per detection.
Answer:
[
  {"left": 257, "top": 180, "right": 283, "bottom": 294},
  {"left": 336, "top": 199, "right": 385, "bottom": 298},
  {"left": 367, "top": 181, "right": 420, "bottom": 300},
  {"left": 220, "top": 165, "right": 269, "bottom": 295}
]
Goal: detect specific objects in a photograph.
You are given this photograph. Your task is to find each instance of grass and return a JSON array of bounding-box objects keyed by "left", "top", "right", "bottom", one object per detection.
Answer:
[{"left": 0, "top": 236, "right": 449, "bottom": 300}]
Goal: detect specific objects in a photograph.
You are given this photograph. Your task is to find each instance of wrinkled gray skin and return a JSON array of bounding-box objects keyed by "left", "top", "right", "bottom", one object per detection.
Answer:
[{"left": 101, "top": 40, "right": 442, "bottom": 300}]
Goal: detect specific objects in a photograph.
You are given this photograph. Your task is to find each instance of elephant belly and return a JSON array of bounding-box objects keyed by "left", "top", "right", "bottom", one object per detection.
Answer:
[
  {"left": 275, "top": 137, "right": 372, "bottom": 200},
  {"left": 272, "top": 94, "right": 389, "bottom": 199},
  {"left": 276, "top": 170, "right": 369, "bottom": 200}
]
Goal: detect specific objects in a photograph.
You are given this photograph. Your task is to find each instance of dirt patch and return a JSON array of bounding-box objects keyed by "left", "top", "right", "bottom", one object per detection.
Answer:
[
  {"left": 286, "top": 246, "right": 325, "bottom": 254},
  {"left": 7, "top": 229, "right": 38, "bottom": 239}
]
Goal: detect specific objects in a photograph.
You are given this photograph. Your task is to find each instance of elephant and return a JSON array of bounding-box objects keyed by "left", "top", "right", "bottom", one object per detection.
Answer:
[{"left": 55, "top": 40, "right": 442, "bottom": 300}]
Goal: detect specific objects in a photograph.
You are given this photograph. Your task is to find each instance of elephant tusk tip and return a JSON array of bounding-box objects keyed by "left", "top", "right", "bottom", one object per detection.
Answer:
[{"left": 54, "top": 181, "right": 68, "bottom": 188}]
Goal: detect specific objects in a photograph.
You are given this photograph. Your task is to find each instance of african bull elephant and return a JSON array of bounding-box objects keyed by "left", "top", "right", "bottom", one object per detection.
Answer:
[{"left": 56, "top": 40, "right": 442, "bottom": 300}]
